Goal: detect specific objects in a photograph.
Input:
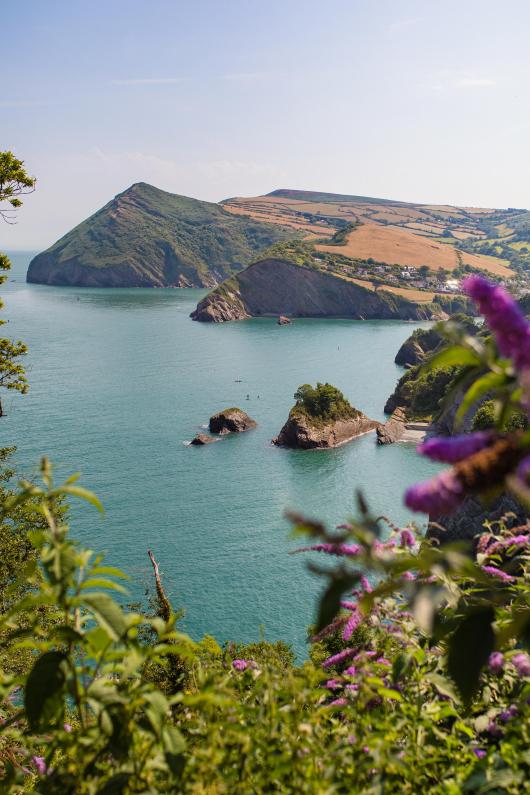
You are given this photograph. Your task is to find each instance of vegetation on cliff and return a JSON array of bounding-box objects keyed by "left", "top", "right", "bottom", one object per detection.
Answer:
[
  {"left": 395, "top": 313, "right": 477, "bottom": 366},
  {"left": 27, "top": 183, "right": 298, "bottom": 287}
]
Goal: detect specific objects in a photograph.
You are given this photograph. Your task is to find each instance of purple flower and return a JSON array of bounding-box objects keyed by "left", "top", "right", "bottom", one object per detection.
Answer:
[
  {"left": 323, "top": 648, "right": 357, "bottom": 669},
  {"left": 347, "top": 733, "right": 356, "bottom": 745},
  {"left": 473, "top": 748, "right": 486, "bottom": 759},
  {"left": 512, "top": 652, "right": 530, "bottom": 677},
  {"left": 324, "top": 678, "right": 342, "bottom": 690},
  {"left": 360, "top": 575, "right": 372, "bottom": 593},
  {"left": 418, "top": 432, "right": 494, "bottom": 464},
  {"left": 463, "top": 276, "right": 530, "bottom": 370},
  {"left": 477, "top": 533, "right": 494, "bottom": 553},
  {"left": 487, "top": 720, "right": 503, "bottom": 738},
  {"left": 343, "top": 609, "right": 362, "bottom": 641},
  {"left": 402, "top": 571, "right": 415, "bottom": 581},
  {"left": 404, "top": 469, "right": 464, "bottom": 515},
  {"left": 344, "top": 665, "right": 356, "bottom": 676},
  {"left": 63, "top": 722, "right": 72, "bottom": 733},
  {"left": 481, "top": 565, "right": 515, "bottom": 582},
  {"left": 32, "top": 756, "right": 47, "bottom": 776},
  {"left": 400, "top": 528, "right": 416, "bottom": 548},
  {"left": 329, "top": 697, "right": 348, "bottom": 707},
  {"left": 232, "top": 659, "right": 248, "bottom": 671},
  {"left": 488, "top": 652, "right": 504, "bottom": 674}
]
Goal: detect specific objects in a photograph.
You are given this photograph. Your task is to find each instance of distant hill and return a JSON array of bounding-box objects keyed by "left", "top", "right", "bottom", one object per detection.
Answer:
[
  {"left": 222, "top": 189, "right": 530, "bottom": 281},
  {"left": 27, "top": 183, "right": 297, "bottom": 287},
  {"left": 27, "top": 183, "right": 530, "bottom": 291}
]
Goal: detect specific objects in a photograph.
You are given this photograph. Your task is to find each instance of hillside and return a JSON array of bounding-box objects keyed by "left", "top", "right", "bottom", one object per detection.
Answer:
[
  {"left": 222, "top": 189, "right": 530, "bottom": 292},
  {"left": 26, "top": 183, "right": 297, "bottom": 287},
  {"left": 190, "top": 246, "right": 472, "bottom": 323}
]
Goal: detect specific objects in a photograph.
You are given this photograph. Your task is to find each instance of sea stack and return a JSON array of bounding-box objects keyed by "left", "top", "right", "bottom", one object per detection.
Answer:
[
  {"left": 273, "top": 382, "right": 379, "bottom": 450},
  {"left": 209, "top": 408, "right": 257, "bottom": 434}
]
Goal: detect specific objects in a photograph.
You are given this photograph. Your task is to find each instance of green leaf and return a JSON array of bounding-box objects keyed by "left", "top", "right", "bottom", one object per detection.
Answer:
[
  {"left": 447, "top": 607, "right": 495, "bottom": 706},
  {"left": 377, "top": 687, "right": 403, "bottom": 701},
  {"left": 423, "top": 345, "right": 481, "bottom": 372},
  {"left": 24, "top": 650, "right": 66, "bottom": 731},
  {"left": 163, "top": 725, "right": 186, "bottom": 776},
  {"left": 455, "top": 371, "right": 508, "bottom": 426},
  {"left": 143, "top": 690, "right": 170, "bottom": 737},
  {"left": 82, "top": 592, "right": 128, "bottom": 641},
  {"left": 61, "top": 484, "right": 104, "bottom": 513},
  {"left": 425, "top": 673, "right": 458, "bottom": 702}
]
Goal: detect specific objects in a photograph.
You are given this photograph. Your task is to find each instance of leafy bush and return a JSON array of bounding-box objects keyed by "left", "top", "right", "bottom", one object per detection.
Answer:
[
  {"left": 472, "top": 399, "right": 528, "bottom": 432},
  {"left": 292, "top": 382, "right": 360, "bottom": 423}
]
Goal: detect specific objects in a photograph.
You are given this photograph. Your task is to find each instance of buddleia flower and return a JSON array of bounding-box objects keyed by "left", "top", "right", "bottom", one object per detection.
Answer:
[{"left": 463, "top": 275, "right": 530, "bottom": 370}]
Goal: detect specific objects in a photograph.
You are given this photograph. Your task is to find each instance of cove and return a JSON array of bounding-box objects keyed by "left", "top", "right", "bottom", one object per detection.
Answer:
[{"left": 1, "top": 252, "right": 441, "bottom": 655}]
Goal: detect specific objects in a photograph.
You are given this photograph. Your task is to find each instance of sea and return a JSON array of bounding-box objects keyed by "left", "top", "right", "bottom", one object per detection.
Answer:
[{"left": 0, "top": 252, "right": 441, "bottom": 656}]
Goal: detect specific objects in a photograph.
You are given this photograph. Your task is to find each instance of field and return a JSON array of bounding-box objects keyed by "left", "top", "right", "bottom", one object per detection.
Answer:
[
  {"left": 316, "top": 224, "right": 513, "bottom": 277},
  {"left": 221, "top": 189, "right": 522, "bottom": 279}
]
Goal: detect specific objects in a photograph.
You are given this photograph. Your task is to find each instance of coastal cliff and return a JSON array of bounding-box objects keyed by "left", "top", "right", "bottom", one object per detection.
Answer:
[{"left": 191, "top": 258, "right": 450, "bottom": 322}]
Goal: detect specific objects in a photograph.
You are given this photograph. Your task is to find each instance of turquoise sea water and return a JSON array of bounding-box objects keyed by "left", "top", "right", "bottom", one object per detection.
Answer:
[{"left": 1, "top": 252, "right": 440, "bottom": 655}]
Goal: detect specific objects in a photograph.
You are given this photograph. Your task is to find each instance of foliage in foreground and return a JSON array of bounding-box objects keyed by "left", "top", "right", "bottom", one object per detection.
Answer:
[{"left": 3, "top": 275, "right": 530, "bottom": 792}]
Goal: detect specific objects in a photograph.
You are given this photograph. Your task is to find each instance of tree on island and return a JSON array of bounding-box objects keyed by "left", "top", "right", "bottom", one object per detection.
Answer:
[{"left": 293, "top": 382, "right": 359, "bottom": 421}]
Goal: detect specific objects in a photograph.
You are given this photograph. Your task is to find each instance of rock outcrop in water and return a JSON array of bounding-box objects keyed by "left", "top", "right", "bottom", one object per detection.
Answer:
[
  {"left": 376, "top": 407, "right": 407, "bottom": 445},
  {"left": 26, "top": 183, "right": 296, "bottom": 288},
  {"left": 273, "top": 411, "right": 379, "bottom": 449},
  {"left": 190, "top": 433, "right": 218, "bottom": 445},
  {"left": 190, "top": 259, "right": 452, "bottom": 322},
  {"left": 209, "top": 408, "right": 257, "bottom": 434}
]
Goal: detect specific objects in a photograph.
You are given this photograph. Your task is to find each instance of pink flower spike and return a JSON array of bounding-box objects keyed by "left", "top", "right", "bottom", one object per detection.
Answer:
[
  {"left": 400, "top": 529, "right": 416, "bottom": 548},
  {"left": 512, "top": 653, "right": 530, "bottom": 677},
  {"left": 481, "top": 565, "right": 515, "bottom": 582},
  {"left": 32, "top": 756, "right": 47, "bottom": 776},
  {"left": 343, "top": 609, "right": 362, "bottom": 641},
  {"left": 463, "top": 276, "right": 530, "bottom": 370},
  {"left": 323, "top": 648, "right": 357, "bottom": 669}
]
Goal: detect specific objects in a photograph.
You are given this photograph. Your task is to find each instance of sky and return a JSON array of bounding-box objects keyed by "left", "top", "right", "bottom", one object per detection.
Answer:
[{"left": 3, "top": 0, "right": 530, "bottom": 249}]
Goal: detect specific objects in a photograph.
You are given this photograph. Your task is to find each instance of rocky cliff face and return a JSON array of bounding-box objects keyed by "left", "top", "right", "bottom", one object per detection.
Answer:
[
  {"left": 272, "top": 411, "right": 380, "bottom": 449},
  {"left": 376, "top": 407, "right": 407, "bottom": 445},
  {"left": 191, "top": 259, "right": 448, "bottom": 322},
  {"left": 427, "top": 493, "right": 528, "bottom": 544}
]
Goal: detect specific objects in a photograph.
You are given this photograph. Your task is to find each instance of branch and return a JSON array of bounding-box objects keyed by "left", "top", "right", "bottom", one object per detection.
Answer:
[{"left": 147, "top": 549, "right": 171, "bottom": 622}]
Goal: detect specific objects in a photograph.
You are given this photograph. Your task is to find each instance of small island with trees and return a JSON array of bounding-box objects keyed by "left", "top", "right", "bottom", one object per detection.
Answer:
[{"left": 273, "top": 382, "right": 379, "bottom": 449}]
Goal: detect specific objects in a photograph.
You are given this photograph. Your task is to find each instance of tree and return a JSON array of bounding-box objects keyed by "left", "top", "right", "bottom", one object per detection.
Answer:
[{"left": 0, "top": 151, "right": 34, "bottom": 416}]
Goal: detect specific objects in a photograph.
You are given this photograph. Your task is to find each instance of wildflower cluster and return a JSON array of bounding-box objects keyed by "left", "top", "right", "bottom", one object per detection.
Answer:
[{"left": 405, "top": 276, "right": 530, "bottom": 517}]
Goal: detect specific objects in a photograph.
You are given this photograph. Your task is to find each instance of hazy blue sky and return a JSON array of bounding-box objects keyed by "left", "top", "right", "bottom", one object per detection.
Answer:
[{"left": 3, "top": 0, "right": 530, "bottom": 249}]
